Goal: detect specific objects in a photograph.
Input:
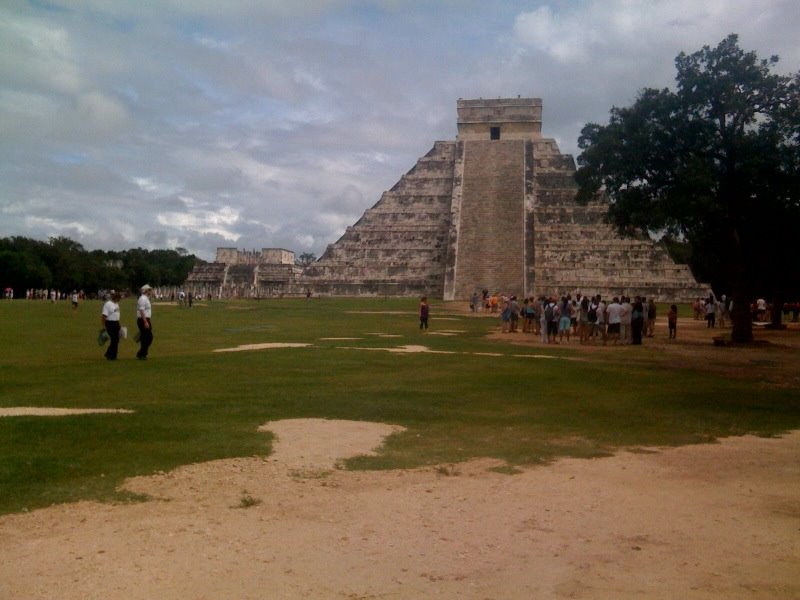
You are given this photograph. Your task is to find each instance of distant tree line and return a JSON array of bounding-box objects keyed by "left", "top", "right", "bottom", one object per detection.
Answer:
[{"left": 0, "top": 236, "right": 203, "bottom": 297}]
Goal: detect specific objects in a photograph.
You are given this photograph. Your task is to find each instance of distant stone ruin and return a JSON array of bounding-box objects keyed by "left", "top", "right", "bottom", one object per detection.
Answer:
[
  {"left": 186, "top": 247, "right": 302, "bottom": 298},
  {"left": 186, "top": 97, "right": 708, "bottom": 301}
]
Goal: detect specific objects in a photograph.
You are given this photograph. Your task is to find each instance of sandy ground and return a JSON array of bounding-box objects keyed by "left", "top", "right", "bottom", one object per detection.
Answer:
[
  {"left": 1, "top": 417, "right": 798, "bottom": 599},
  {"left": 2, "top": 316, "right": 799, "bottom": 599}
]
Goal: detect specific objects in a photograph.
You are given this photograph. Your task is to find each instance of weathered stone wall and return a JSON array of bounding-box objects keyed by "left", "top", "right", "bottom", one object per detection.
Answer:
[
  {"left": 295, "top": 141, "right": 455, "bottom": 297},
  {"left": 261, "top": 249, "right": 295, "bottom": 265}
]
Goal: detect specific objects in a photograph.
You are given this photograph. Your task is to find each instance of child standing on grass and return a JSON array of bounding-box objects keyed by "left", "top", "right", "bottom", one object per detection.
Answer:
[
  {"left": 668, "top": 304, "right": 678, "bottom": 340},
  {"left": 419, "top": 296, "right": 429, "bottom": 332}
]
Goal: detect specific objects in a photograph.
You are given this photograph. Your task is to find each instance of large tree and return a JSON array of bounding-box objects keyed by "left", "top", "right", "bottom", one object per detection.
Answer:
[{"left": 575, "top": 35, "right": 800, "bottom": 344}]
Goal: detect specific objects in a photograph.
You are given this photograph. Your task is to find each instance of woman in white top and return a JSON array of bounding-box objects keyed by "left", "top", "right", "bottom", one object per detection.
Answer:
[{"left": 101, "top": 291, "right": 122, "bottom": 360}]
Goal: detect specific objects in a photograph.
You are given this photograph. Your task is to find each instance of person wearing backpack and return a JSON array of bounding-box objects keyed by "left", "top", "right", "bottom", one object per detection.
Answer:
[{"left": 544, "top": 297, "right": 558, "bottom": 343}]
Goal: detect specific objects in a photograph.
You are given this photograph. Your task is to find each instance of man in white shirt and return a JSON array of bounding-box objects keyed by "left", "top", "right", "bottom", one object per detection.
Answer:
[
  {"left": 606, "top": 297, "right": 624, "bottom": 345},
  {"left": 101, "top": 291, "right": 122, "bottom": 360},
  {"left": 136, "top": 284, "right": 153, "bottom": 360}
]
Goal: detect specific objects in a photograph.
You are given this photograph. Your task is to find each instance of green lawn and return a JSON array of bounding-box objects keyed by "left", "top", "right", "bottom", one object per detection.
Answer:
[{"left": 1, "top": 297, "right": 798, "bottom": 515}]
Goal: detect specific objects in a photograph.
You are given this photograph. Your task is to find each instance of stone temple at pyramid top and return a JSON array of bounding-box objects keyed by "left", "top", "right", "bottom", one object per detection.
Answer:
[{"left": 456, "top": 97, "right": 543, "bottom": 141}]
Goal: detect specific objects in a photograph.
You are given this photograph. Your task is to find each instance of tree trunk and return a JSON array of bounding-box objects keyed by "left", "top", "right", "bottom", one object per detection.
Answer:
[
  {"left": 722, "top": 217, "right": 753, "bottom": 344},
  {"left": 770, "top": 295, "right": 785, "bottom": 329},
  {"left": 730, "top": 289, "right": 753, "bottom": 344}
]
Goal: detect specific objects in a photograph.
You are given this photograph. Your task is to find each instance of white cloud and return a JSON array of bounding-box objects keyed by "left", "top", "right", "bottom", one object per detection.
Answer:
[
  {"left": 514, "top": 6, "right": 598, "bottom": 63},
  {"left": 0, "top": 15, "right": 82, "bottom": 95},
  {"left": 513, "top": 0, "right": 799, "bottom": 73},
  {"left": 75, "top": 91, "right": 128, "bottom": 133},
  {"left": 193, "top": 33, "right": 233, "bottom": 51},
  {"left": 294, "top": 233, "right": 315, "bottom": 249},
  {"left": 156, "top": 204, "right": 241, "bottom": 240},
  {"left": 1, "top": 0, "right": 797, "bottom": 263},
  {"left": 24, "top": 216, "right": 96, "bottom": 237}
]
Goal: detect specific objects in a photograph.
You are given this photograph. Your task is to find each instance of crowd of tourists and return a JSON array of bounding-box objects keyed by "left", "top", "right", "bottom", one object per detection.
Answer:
[
  {"left": 693, "top": 296, "right": 800, "bottom": 324},
  {"left": 469, "top": 290, "right": 800, "bottom": 343},
  {"left": 16, "top": 288, "right": 86, "bottom": 301},
  {"left": 486, "top": 293, "right": 668, "bottom": 345}
]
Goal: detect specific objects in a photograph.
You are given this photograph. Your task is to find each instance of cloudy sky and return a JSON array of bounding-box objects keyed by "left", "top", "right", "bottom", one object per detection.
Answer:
[{"left": 2, "top": 0, "right": 798, "bottom": 261}]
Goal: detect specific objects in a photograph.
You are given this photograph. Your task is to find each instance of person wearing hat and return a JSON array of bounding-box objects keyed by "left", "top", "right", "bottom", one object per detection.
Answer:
[
  {"left": 136, "top": 284, "right": 154, "bottom": 360},
  {"left": 101, "top": 291, "right": 122, "bottom": 360}
]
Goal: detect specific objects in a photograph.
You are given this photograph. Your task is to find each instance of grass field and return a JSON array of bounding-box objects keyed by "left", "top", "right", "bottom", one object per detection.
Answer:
[{"left": 1, "top": 297, "right": 798, "bottom": 515}]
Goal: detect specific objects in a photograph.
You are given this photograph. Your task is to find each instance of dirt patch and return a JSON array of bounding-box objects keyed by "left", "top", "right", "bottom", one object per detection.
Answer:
[
  {"left": 0, "top": 407, "right": 134, "bottom": 417},
  {"left": 364, "top": 333, "right": 404, "bottom": 337},
  {"left": 213, "top": 342, "right": 312, "bottom": 353},
  {"left": 256, "top": 418, "right": 405, "bottom": 470},
  {"left": 0, "top": 419, "right": 797, "bottom": 599},
  {"left": 340, "top": 344, "right": 457, "bottom": 354}
]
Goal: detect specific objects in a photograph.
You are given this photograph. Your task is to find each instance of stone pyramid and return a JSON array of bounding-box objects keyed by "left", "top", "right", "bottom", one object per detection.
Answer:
[{"left": 295, "top": 97, "right": 708, "bottom": 302}]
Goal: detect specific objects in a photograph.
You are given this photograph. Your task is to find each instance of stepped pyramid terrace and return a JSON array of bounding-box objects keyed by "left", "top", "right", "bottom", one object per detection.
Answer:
[{"left": 186, "top": 97, "right": 709, "bottom": 302}]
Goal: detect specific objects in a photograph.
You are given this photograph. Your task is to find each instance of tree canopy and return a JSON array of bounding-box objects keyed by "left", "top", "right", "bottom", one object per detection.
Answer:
[
  {"left": 575, "top": 34, "right": 800, "bottom": 343},
  {"left": 0, "top": 236, "right": 202, "bottom": 297}
]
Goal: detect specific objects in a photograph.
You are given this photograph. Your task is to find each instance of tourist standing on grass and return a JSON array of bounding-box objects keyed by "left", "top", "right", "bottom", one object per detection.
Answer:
[
  {"left": 136, "top": 284, "right": 154, "bottom": 359},
  {"left": 641, "top": 297, "right": 650, "bottom": 336},
  {"left": 419, "top": 296, "right": 429, "bottom": 332},
  {"left": 705, "top": 294, "right": 717, "bottom": 328},
  {"left": 500, "top": 298, "right": 511, "bottom": 332},
  {"left": 595, "top": 295, "right": 607, "bottom": 345},
  {"left": 587, "top": 295, "right": 599, "bottom": 342},
  {"left": 558, "top": 296, "right": 572, "bottom": 342},
  {"left": 620, "top": 296, "right": 633, "bottom": 344},
  {"left": 578, "top": 295, "right": 590, "bottom": 344},
  {"left": 521, "top": 298, "right": 528, "bottom": 332},
  {"left": 539, "top": 297, "right": 549, "bottom": 343},
  {"left": 101, "top": 291, "right": 122, "bottom": 360},
  {"left": 509, "top": 295, "right": 519, "bottom": 333},
  {"left": 546, "top": 297, "right": 559, "bottom": 343},
  {"left": 668, "top": 304, "right": 678, "bottom": 340},
  {"left": 693, "top": 298, "right": 703, "bottom": 320},
  {"left": 646, "top": 299, "right": 656, "bottom": 337},
  {"left": 631, "top": 296, "right": 645, "bottom": 345},
  {"left": 525, "top": 296, "right": 538, "bottom": 333},
  {"left": 606, "top": 297, "right": 623, "bottom": 345}
]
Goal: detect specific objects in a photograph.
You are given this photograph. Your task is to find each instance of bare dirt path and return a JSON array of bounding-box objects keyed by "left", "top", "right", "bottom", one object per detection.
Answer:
[{"left": 1, "top": 418, "right": 798, "bottom": 599}]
